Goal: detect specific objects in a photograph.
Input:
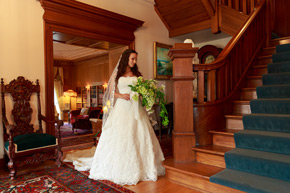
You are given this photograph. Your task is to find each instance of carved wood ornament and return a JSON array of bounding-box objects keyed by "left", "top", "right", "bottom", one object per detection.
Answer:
[
  {"left": 2, "top": 77, "right": 40, "bottom": 137},
  {"left": 1, "top": 76, "right": 63, "bottom": 180}
]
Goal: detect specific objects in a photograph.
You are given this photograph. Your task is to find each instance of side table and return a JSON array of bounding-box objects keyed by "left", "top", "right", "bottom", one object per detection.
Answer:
[
  {"left": 90, "top": 118, "right": 102, "bottom": 145},
  {"left": 62, "top": 110, "right": 70, "bottom": 123}
]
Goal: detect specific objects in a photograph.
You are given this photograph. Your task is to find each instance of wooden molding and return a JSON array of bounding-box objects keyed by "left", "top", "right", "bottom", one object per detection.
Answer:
[
  {"left": 41, "top": 0, "right": 144, "bottom": 135},
  {"left": 201, "top": 0, "right": 215, "bottom": 17},
  {"left": 53, "top": 60, "right": 74, "bottom": 67}
]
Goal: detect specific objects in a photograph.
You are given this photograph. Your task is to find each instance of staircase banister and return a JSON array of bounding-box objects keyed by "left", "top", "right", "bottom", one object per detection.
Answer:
[
  {"left": 193, "top": 0, "right": 266, "bottom": 72},
  {"left": 193, "top": 58, "right": 227, "bottom": 71}
]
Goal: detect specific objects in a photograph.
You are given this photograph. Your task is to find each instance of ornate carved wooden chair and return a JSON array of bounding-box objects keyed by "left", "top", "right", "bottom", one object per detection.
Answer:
[{"left": 1, "top": 76, "right": 62, "bottom": 180}]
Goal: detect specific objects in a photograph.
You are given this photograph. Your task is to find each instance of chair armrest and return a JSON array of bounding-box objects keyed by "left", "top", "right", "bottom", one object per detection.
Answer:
[
  {"left": 88, "top": 109, "right": 101, "bottom": 119},
  {"left": 55, "top": 120, "right": 63, "bottom": 139},
  {"left": 70, "top": 109, "right": 81, "bottom": 117},
  {"left": 2, "top": 115, "right": 14, "bottom": 136},
  {"left": 39, "top": 114, "right": 48, "bottom": 122}
]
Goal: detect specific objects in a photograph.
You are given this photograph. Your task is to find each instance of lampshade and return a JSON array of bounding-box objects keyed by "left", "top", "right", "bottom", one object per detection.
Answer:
[{"left": 63, "top": 89, "right": 77, "bottom": 97}]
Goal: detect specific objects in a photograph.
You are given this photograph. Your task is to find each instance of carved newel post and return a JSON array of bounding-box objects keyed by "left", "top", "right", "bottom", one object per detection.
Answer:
[{"left": 168, "top": 43, "right": 198, "bottom": 162}]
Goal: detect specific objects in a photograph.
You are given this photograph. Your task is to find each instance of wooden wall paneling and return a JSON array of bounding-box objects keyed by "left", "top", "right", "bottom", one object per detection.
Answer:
[
  {"left": 169, "top": 20, "right": 211, "bottom": 37},
  {"left": 41, "top": 0, "right": 143, "bottom": 135},
  {"left": 219, "top": 4, "right": 248, "bottom": 36},
  {"left": 193, "top": 102, "right": 226, "bottom": 146},
  {"left": 170, "top": 11, "right": 210, "bottom": 29},
  {"left": 167, "top": 6, "right": 209, "bottom": 26},
  {"left": 274, "top": 0, "right": 290, "bottom": 37},
  {"left": 156, "top": 0, "right": 201, "bottom": 16},
  {"left": 168, "top": 43, "right": 198, "bottom": 162}
]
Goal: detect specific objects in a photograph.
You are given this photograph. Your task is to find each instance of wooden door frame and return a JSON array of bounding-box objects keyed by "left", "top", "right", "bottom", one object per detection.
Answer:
[{"left": 40, "top": 0, "right": 144, "bottom": 135}]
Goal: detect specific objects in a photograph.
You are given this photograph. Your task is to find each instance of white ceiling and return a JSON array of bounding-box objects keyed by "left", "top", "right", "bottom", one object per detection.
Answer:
[{"left": 53, "top": 42, "right": 109, "bottom": 61}]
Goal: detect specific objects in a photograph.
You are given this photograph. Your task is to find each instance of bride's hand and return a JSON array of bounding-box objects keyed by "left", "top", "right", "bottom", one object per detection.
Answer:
[{"left": 121, "top": 93, "right": 130, "bottom": 101}]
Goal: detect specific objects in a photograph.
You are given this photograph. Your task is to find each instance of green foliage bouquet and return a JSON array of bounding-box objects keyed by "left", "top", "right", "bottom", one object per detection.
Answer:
[{"left": 129, "top": 76, "right": 169, "bottom": 126}]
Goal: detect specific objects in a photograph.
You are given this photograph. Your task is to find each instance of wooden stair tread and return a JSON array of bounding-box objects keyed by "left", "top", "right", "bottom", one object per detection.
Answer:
[
  {"left": 163, "top": 158, "right": 223, "bottom": 179},
  {"left": 241, "top": 87, "right": 256, "bottom": 91},
  {"left": 263, "top": 46, "right": 275, "bottom": 50},
  {"left": 233, "top": 100, "right": 250, "bottom": 104},
  {"left": 257, "top": 55, "right": 272, "bottom": 59},
  {"left": 247, "top": 75, "right": 262, "bottom": 79},
  {"left": 225, "top": 114, "right": 243, "bottom": 119},
  {"left": 270, "top": 36, "right": 290, "bottom": 42},
  {"left": 252, "top": 64, "right": 268, "bottom": 68},
  {"left": 209, "top": 129, "right": 239, "bottom": 135},
  {"left": 192, "top": 145, "right": 232, "bottom": 156}
]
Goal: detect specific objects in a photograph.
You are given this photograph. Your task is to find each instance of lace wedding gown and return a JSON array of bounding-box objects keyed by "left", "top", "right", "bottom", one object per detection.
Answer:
[{"left": 64, "top": 76, "right": 165, "bottom": 185}]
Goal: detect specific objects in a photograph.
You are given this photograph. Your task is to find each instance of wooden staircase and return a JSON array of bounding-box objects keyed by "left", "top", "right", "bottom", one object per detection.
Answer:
[{"left": 163, "top": 37, "right": 290, "bottom": 192}]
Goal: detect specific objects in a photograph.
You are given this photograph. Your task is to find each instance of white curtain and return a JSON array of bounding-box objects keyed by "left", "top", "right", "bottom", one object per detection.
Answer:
[{"left": 54, "top": 67, "right": 64, "bottom": 120}]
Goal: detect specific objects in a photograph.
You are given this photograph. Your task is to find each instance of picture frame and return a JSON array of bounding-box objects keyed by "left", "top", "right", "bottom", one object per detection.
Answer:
[{"left": 153, "top": 42, "right": 173, "bottom": 79}]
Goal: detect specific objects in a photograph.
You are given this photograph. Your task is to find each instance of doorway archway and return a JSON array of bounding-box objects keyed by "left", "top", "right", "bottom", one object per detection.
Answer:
[{"left": 41, "top": 0, "right": 144, "bottom": 135}]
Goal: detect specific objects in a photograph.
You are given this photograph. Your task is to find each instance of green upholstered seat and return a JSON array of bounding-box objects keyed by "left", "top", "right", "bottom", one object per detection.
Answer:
[{"left": 4, "top": 133, "right": 57, "bottom": 153}]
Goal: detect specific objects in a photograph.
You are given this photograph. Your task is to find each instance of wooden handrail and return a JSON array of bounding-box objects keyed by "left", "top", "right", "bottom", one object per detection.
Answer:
[
  {"left": 193, "top": 0, "right": 265, "bottom": 72},
  {"left": 193, "top": 0, "right": 269, "bottom": 104}
]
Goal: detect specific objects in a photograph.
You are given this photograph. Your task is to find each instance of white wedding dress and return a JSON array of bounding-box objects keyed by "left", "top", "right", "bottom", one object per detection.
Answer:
[{"left": 64, "top": 76, "right": 165, "bottom": 185}]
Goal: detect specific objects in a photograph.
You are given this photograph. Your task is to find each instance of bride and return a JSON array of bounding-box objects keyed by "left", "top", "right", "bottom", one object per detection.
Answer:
[{"left": 65, "top": 49, "right": 165, "bottom": 185}]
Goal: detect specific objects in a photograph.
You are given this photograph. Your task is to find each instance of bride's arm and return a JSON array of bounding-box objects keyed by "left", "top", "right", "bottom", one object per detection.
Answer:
[{"left": 114, "top": 92, "right": 130, "bottom": 101}]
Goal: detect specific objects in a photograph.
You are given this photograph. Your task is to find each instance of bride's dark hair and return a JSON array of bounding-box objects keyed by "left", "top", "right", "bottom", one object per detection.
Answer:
[{"left": 115, "top": 49, "right": 142, "bottom": 83}]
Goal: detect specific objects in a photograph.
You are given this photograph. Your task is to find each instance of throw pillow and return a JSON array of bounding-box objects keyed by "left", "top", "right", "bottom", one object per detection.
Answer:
[{"left": 80, "top": 107, "right": 89, "bottom": 115}]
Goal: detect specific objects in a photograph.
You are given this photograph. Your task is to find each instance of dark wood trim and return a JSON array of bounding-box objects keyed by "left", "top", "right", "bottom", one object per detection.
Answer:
[
  {"left": 53, "top": 60, "right": 74, "bottom": 67},
  {"left": 40, "top": 0, "right": 143, "bottom": 135}
]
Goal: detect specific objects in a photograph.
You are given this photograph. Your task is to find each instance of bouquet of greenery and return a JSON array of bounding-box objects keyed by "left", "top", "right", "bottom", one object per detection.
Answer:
[{"left": 129, "top": 76, "right": 169, "bottom": 126}]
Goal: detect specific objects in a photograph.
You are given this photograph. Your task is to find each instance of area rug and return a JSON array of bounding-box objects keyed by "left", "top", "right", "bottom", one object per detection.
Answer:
[
  {"left": 0, "top": 164, "right": 134, "bottom": 193},
  {"left": 61, "top": 123, "right": 92, "bottom": 138}
]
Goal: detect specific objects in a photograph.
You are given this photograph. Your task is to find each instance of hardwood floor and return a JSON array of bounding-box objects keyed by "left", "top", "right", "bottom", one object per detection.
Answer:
[
  {"left": 0, "top": 158, "right": 200, "bottom": 193},
  {"left": 125, "top": 176, "right": 201, "bottom": 193}
]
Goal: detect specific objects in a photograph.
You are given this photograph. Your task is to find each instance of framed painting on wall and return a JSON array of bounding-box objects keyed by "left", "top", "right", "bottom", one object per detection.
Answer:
[{"left": 153, "top": 42, "right": 173, "bottom": 79}]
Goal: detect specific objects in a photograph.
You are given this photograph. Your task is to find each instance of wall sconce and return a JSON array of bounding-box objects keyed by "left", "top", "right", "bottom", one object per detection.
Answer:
[
  {"left": 86, "top": 85, "right": 90, "bottom": 91},
  {"left": 103, "top": 82, "right": 108, "bottom": 90}
]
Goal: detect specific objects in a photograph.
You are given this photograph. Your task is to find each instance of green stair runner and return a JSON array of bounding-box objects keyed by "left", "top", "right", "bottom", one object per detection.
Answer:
[{"left": 210, "top": 43, "right": 290, "bottom": 192}]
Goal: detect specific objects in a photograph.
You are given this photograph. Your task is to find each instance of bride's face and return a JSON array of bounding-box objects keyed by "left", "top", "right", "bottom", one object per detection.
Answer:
[{"left": 128, "top": 53, "right": 137, "bottom": 68}]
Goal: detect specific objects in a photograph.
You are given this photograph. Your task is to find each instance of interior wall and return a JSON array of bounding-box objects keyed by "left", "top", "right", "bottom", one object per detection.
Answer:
[
  {"left": 0, "top": 0, "right": 45, "bottom": 159},
  {"left": 0, "top": 0, "right": 231, "bottom": 159}
]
